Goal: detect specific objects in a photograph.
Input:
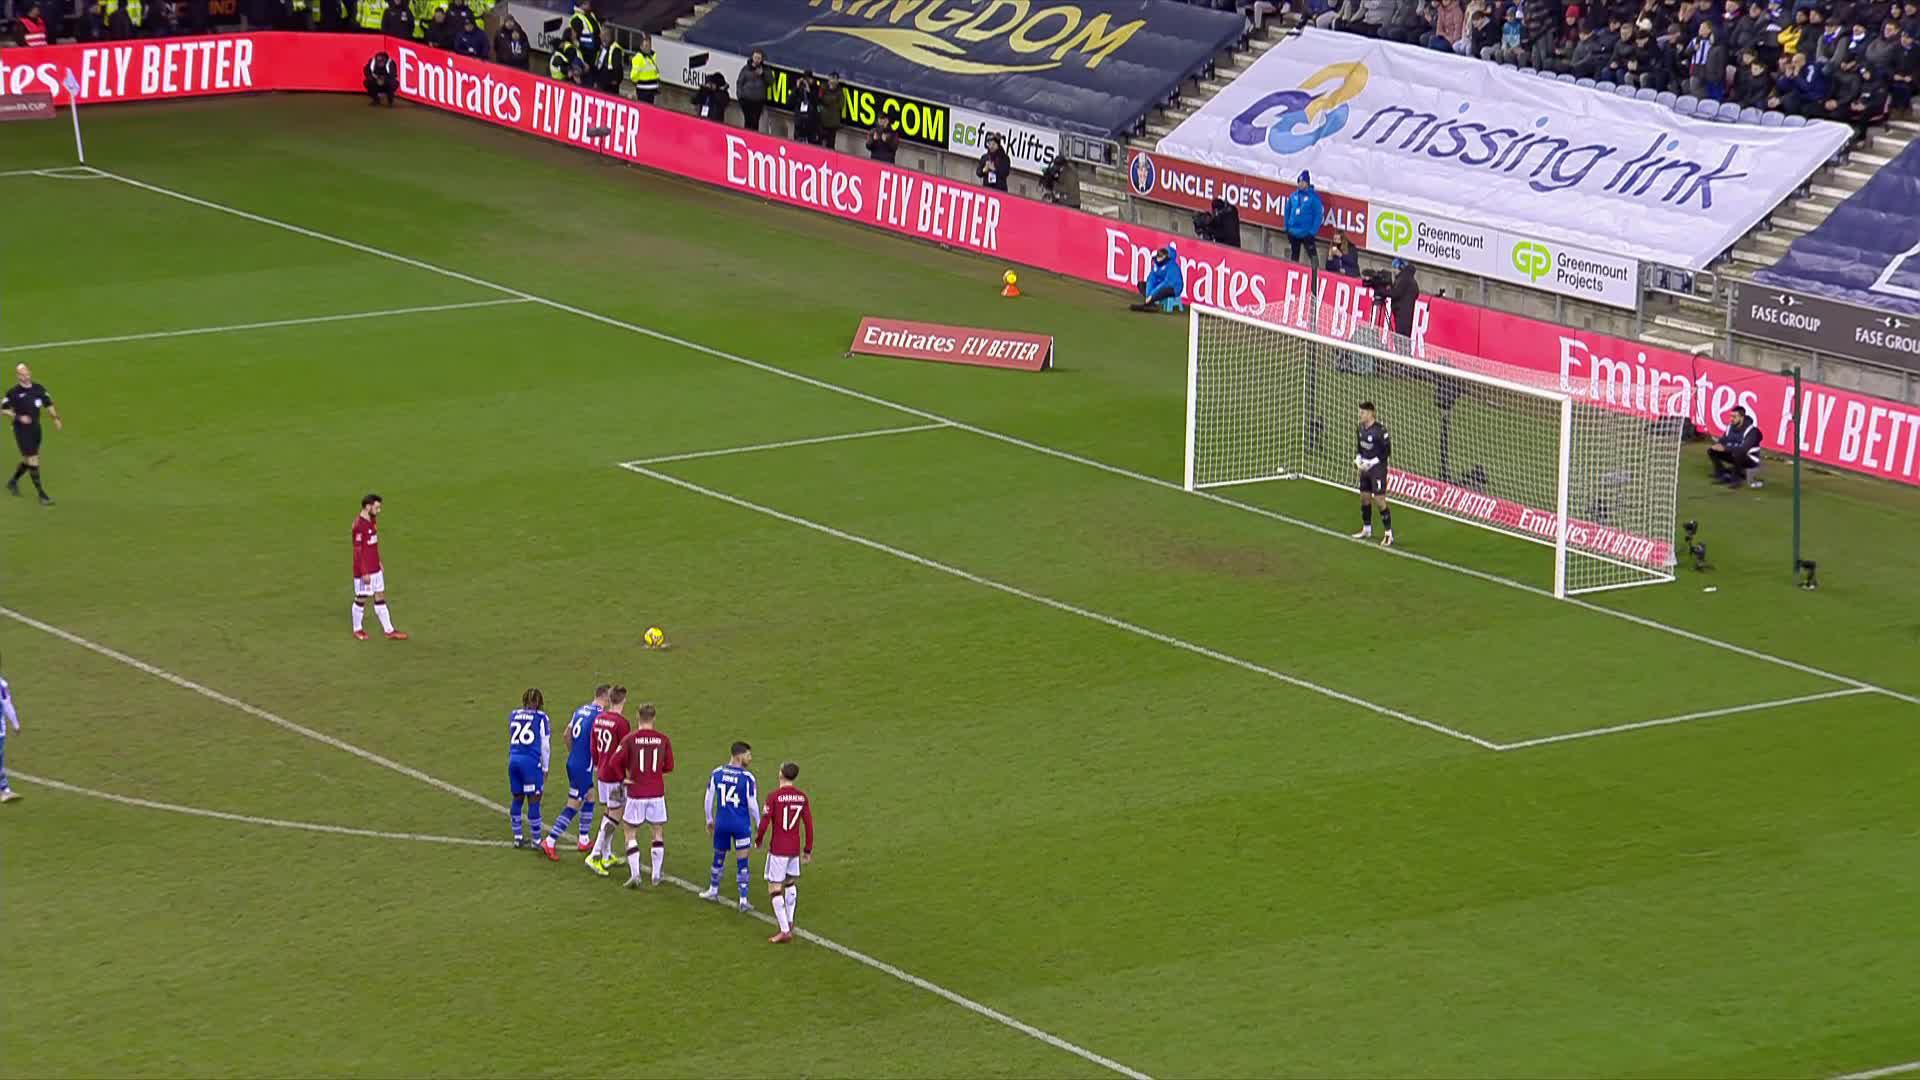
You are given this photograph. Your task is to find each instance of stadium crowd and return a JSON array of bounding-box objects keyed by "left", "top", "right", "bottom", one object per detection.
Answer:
[{"left": 1296, "top": 0, "right": 1917, "bottom": 126}]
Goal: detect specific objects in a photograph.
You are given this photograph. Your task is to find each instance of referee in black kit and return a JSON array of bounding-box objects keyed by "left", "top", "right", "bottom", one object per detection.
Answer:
[
  {"left": 1351, "top": 400, "right": 1392, "bottom": 547},
  {"left": 3, "top": 363, "right": 61, "bottom": 505}
]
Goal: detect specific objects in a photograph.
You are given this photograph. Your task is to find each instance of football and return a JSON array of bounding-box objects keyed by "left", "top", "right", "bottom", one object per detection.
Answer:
[
  {"left": 642, "top": 626, "right": 666, "bottom": 648},
  {"left": 1003, "top": 270, "right": 1018, "bottom": 286}
]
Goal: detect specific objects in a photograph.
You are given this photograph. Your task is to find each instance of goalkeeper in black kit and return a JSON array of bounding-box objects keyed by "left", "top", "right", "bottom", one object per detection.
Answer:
[{"left": 1352, "top": 401, "right": 1393, "bottom": 546}]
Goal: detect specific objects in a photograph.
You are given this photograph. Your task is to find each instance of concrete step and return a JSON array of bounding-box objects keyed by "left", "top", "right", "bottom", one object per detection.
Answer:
[
  {"left": 1833, "top": 165, "right": 1878, "bottom": 186},
  {"left": 1729, "top": 246, "right": 1773, "bottom": 268},
  {"left": 1081, "top": 181, "right": 1130, "bottom": 204},
  {"left": 1772, "top": 213, "right": 1817, "bottom": 234},
  {"left": 1750, "top": 230, "right": 1795, "bottom": 253},
  {"left": 1641, "top": 327, "right": 1718, "bottom": 356},
  {"left": 1848, "top": 148, "right": 1896, "bottom": 170},
  {"left": 1082, "top": 200, "right": 1124, "bottom": 219},
  {"left": 1887, "top": 116, "right": 1920, "bottom": 134},
  {"left": 1809, "top": 181, "right": 1856, "bottom": 200},
  {"left": 1652, "top": 311, "right": 1722, "bottom": 339}
]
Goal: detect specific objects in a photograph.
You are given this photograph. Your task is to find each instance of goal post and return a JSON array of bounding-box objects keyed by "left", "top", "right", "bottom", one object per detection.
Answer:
[{"left": 1184, "top": 303, "right": 1682, "bottom": 599}]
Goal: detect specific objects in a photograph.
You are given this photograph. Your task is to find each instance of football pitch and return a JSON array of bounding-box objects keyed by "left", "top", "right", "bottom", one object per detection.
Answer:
[{"left": 4, "top": 96, "right": 1920, "bottom": 1078}]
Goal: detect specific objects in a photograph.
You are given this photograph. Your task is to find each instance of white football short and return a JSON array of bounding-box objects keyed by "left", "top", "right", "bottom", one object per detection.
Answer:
[
  {"left": 352, "top": 571, "right": 387, "bottom": 597},
  {"left": 622, "top": 796, "right": 667, "bottom": 826},
  {"left": 595, "top": 780, "right": 626, "bottom": 810},
  {"left": 764, "top": 854, "right": 804, "bottom": 883}
]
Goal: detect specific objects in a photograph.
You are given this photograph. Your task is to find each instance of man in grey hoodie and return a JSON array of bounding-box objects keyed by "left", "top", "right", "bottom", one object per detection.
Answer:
[{"left": 737, "top": 49, "right": 770, "bottom": 131}]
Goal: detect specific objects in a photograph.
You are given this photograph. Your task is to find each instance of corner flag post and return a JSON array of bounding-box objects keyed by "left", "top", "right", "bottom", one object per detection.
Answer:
[{"left": 62, "top": 70, "right": 85, "bottom": 165}]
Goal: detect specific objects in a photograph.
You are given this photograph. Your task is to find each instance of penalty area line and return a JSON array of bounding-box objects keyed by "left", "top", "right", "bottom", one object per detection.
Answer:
[
  {"left": 618, "top": 461, "right": 1499, "bottom": 752},
  {"left": 621, "top": 422, "right": 950, "bottom": 466},
  {"left": 1493, "top": 687, "right": 1877, "bottom": 751},
  {"left": 1838, "top": 1061, "right": 1920, "bottom": 1080},
  {"left": 0, "top": 605, "right": 1153, "bottom": 1080},
  {"left": 91, "top": 167, "right": 1915, "bottom": 715},
  {"left": 0, "top": 297, "right": 533, "bottom": 354}
]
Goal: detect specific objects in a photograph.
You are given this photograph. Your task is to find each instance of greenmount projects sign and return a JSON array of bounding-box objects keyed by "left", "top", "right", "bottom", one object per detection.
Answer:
[{"left": 1368, "top": 205, "right": 1639, "bottom": 309}]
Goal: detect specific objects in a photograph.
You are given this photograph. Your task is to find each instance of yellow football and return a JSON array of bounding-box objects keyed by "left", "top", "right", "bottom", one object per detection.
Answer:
[
  {"left": 1003, "top": 270, "right": 1018, "bottom": 286},
  {"left": 643, "top": 626, "right": 666, "bottom": 648}
]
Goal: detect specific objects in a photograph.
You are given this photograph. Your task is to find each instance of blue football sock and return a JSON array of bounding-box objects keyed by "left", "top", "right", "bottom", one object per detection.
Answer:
[
  {"left": 548, "top": 806, "right": 576, "bottom": 839},
  {"left": 527, "top": 799, "right": 543, "bottom": 839},
  {"left": 709, "top": 849, "right": 726, "bottom": 889},
  {"left": 735, "top": 856, "right": 751, "bottom": 901},
  {"left": 509, "top": 794, "right": 524, "bottom": 838},
  {"left": 579, "top": 801, "right": 595, "bottom": 838}
]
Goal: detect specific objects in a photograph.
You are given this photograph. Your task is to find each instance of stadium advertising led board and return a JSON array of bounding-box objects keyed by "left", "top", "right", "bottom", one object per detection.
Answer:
[
  {"left": 9, "top": 33, "right": 1914, "bottom": 489},
  {"left": 1155, "top": 29, "right": 1850, "bottom": 271}
]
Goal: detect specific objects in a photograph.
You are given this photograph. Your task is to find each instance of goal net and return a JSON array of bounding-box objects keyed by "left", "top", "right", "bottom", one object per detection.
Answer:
[{"left": 1184, "top": 303, "right": 1682, "bottom": 598}]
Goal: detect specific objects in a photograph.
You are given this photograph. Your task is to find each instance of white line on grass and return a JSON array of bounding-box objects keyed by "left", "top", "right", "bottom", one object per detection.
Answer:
[
  {"left": 1838, "top": 1061, "right": 1920, "bottom": 1079},
  {"left": 622, "top": 422, "right": 950, "bottom": 465},
  {"left": 1493, "top": 687, "right": 1877, "bottom": 752},
  {"left": 0, "top": 607, "right": 1152, "bottom": 1080},
  {"left": 91, "top": 169, "right": 1920, "bottom": 711},
  {"left": 618, "top": 461, "right": 1498, "bottom": 751},
  {"left": 12, "top": 772, "right": 504, "bottom": 848},
  {"left": 0, "top": 297, "right": 532, "bottom": 353}
]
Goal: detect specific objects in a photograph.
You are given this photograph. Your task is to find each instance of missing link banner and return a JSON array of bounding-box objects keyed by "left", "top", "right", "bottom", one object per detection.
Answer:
[{"left": 1156, "top": 28, "right": 1851, "bottom": 271}]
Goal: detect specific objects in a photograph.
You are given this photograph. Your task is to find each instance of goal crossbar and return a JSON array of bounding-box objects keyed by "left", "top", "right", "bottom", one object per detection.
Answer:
[{"left": 1183, "top": 303, "right": 1680, "bottom": 599}]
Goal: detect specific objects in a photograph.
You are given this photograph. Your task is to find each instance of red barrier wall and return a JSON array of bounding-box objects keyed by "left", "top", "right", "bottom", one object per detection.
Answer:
[{"left": 7, "top": 32, "right": 1915, "bottom": 486}]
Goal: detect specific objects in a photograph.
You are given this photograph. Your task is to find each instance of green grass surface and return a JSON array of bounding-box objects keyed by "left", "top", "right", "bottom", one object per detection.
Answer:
[{"left": 2, "top": 95, "right": 1918, "bottom": 1078}]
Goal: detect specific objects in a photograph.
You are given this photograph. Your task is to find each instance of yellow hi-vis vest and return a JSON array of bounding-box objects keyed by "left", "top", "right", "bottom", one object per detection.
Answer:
[
  {"left": 358, "top": 0, "right": 385, "bottom": 29},
  {"left": 124, "top": 0, "right": 145, "bottom": 27},
  {"left": 628, "top": 51, "right": 658, "bottom": 92},
  {"left": 409, "top": 0, "right": 435, "bottom": 36}
]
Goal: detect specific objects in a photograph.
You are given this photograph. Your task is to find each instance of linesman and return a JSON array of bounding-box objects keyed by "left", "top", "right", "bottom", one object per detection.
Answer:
[{"left": 3, "top": 363, "right": 60, "bottom": 506}]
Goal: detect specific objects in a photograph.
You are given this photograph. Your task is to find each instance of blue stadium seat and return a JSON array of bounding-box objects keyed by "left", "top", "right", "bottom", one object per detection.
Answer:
[
  {"left": 1784, "top": 113, "right": 1808, "bottom": 126},
  {"left": 1715, "top": 101, "right": 1742, "bottom": 121},
  {"left": 1557, "top": 72, "right": 1577, "bottom": 83},
  {"left": 1674, "top": 94, "right": 1698, "bottom": 113},
  {"left": 1518, "top": 66, "right": 1537, "bottom": 75},
  {"left": 1760, "top": 110, "right": 1785, "bottom": 127},
  {"left": 1698, "top": 98, "right": 1726, "bottom": 119},
  {"left": 1615, "top": 82, "right": 1637, "bottom": 97},
  {"left": 1657, "top": 90, "right": 1679, "bottom": 108},
  {"left": 1576, "top": 77, "right": 1597, "bottom": 88},
  {"left": 1635, "top": 86, "right": 1659, "bottom": 101},
  {"left": 1737, "top": 106, "right": 1763, "bottom": 124}
]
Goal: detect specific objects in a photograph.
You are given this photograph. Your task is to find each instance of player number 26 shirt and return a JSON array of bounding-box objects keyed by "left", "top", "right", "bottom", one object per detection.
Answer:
[{"left": 351, "top": 516, "right": 382, "bottom": 576}]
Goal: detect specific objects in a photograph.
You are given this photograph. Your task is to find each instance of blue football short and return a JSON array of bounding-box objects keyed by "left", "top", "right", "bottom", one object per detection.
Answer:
[{"left": 508, "top": 757, "right": 544, "bottom": 797}]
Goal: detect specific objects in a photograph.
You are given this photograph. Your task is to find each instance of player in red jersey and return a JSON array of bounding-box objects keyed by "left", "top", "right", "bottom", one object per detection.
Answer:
[
  {"left": 611, "top": 703, "right": 674, "bottom": 888},
  {"left": 754, "top": 761, "right": 813, "bottom": 944},
  {"left": 350, "top": 494, "right": 407, "bottom": 641},
  {"left": 583, "top": 686, "right": 633, "bottom": 876}
]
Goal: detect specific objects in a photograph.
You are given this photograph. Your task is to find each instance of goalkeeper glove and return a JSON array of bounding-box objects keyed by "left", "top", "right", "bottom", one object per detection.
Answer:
[
  {"left": 1353, "top": 454, "right": 1367, "bottom": 471},
  {"left": 1362, "top": 457, "right": 1380, "bottom": 470}
]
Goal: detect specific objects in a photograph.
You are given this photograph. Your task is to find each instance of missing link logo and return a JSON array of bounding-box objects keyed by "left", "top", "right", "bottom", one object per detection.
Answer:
[
  {"left": 1228, "top": 61, "right": 1369, "bottom": 155},
  {"left": 1374, "top": 211, "right": 1411, "bottom": 251},
  {"left": 1512, "top": 241, "right": 1553, "bottom": 281}
]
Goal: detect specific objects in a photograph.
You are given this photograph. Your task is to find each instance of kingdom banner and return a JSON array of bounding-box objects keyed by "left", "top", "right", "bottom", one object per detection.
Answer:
[
  {"left": 1155, "top": 28, "right": 1851, "bottom": 271},
  {"left": 681, "top": 0, "right": 1244, "bottom": 139},
  {"left": 6, "top": 33, "right": 1913, "bottom": 489}
]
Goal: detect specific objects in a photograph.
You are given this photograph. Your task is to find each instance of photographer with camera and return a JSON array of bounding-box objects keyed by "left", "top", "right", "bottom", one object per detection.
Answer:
[
  {"left": 1039, "top": 155, "right": 1079, "bottom": 208},
  {"left": 1192, "top": 197, "right": 1241, "bottom": 248},
  {"left": 976, "top": 134, "right": 1011, "bottom": 192},
  {"left": 1361, "top": 257, "right": 1420, "bottom": 344},
  {"left": 694, "top": 70, "right": 730, "bottom": 122}
]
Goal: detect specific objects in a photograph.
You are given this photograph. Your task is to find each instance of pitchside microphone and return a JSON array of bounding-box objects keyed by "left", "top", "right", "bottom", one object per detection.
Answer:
[{"left": 586, "top": 124, "right": 615, "bottom": 165}]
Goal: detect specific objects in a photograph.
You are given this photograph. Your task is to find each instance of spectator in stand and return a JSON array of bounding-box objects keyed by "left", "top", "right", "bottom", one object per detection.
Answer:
[
  {"left": 1727, "top": 0, "right": 1767, "bottom": 54},
  {"left": 792, "top": 70, "right": 822, "bottom": 144},
  {"left": 866, "top": 116, "right": 899, "bottom": 161},
  {"left": 16, "top": 3, "right": 47, "bottom": 43},
  {"left": 1766, "top": 51, "right": 1801, "bottom": 109},
  {"left": 1812, "top": 10, "right": 1845, "bottom": 64},
  {"left": 1902, "top": 1, "right": 1919, "bottom": 37},
  {"left": 1735, "top": 53, "right": 1774, "bottom": 102},
  {"left": 1530, "top": 8, "right": 1578, "bottom": 71},
  {"left": 694, "top": 70, "right": 729, "bottom": 121},
  {"left": 1841, "top": 20, "right": 1872, "bottom": 65},
  {"left": 1352, "top": 0, "right": 1392, "bottom": 34},
  {"left": 1381, "top": 0, "right": 1429, "bottom": 42},
  {"left": 494, "top": 13, "right": 530, "bottom": 70},
  {"left": 1463, "top": 3, "right": 1502, "bottom": 55},
  {"left": 424, "top": 7, "right": 451, "bottom": 48},
  {"left": 1789, "top": 45, "right": 1829, "bottom": 106},
  {"left": 381, "top": 0, "right": 413, "bottom": 39},
  {"left": 1422, "top": 0, "right": 1466, "bottom": 48},
  {"left": 1483, "top": 5, "right": 1526, "bottom": 61},
  {"left": 592, "top": 30, "right": 624, "bottom": 92},
  {"left": 1889, "top": 29, "right": 1916, "bottom": 110},
  {"left": 106, "top": 0, "right": 132, "bottom": 38},
  {"left": 737, "top": 50, "right": 769, "bottom": 132},
  {"left": 364, "top": 49, "right": 397, "bottom": 106},
  {"left": 1283, "top": 171, "right": 1325, "bottom": 268},
  {"left": 1822, "top": 52, "right": 1863, "bottom": 117},
  {"left": 975, "top": 134, "right": 1011, "bottom": 191},
  {"left": 1326, "top": 232, "right": 1361, "bottom": 276},
  {"left": 1608, "top": 22, "right": 1653, "bottom": 84},
  {"left": 1846, "top": 62, "right": 1890, "bottom": 131},
  {"left": 819, "top": 73, "right": 844, "bottom": 150},
  {"left": 1776, "top": 6, "right": 1806, "bottom": 54},
  {"left": 454, "top": 14, "right": 489, "bottom": 59},
  {"left": 1686, "top": 20, "right": 1727, "bottom": 95},
  {"left": 1571, "top": 20, "right": 1612, "bottom": 76},
  {"left": 1864, "top": 19, "right": 1903, "bottom": 71},
  {"left": 1320, "top": 0, "right": 1365, "bottom": 31}
]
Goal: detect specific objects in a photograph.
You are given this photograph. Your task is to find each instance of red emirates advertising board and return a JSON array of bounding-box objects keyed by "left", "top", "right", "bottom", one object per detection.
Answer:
[
  {"left": 1124, "top": 147, "right": 1371, "bottom": 247},
  {"left": 851, "top": 317, "right": 1053, "bottom": 372},
  {"left": 5, "top": 32, "right": 1916, "bottom": 490}
]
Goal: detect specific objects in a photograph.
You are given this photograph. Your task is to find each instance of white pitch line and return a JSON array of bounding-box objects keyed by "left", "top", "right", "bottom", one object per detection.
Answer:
[
  {"left": 0, "top": 607, "right": 1151, "bottom": 1080},
  {"left": 620, "top": 462, "right": 1497, "bottom": 751},
  {"left": 1838, "top": 1060, "right": 1920, "bottom": 1079},
  {"left": 12, "top": 773, "right": 504, "bottom": 848},
  {"left": 0, "top": 297, "right": 531, "bottom": 354},
  {"left": 623, "top": 422, "right": 949, "bottom": 466},
  {"left": 1494, "top": 687, "right": 1877, "bottom": 752},
  {"left": 92, "top": 168, "right": 1919, "bottom": 712}
]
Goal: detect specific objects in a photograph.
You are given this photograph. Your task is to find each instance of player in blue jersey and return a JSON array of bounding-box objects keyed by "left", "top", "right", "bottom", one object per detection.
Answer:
[
  {"left": 506, "top": 688, "right": 551, "bottom": 848},
  {"left": 0, "top": 662, "right": 21, "bottom": 803},
  {"left": 698, "top": 741, "right": 759, "bottom": 911},
  {"left": 542, "top": 684, "right": 610, "bottom": 860}
]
